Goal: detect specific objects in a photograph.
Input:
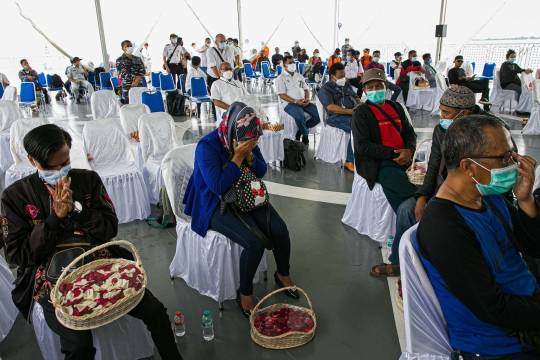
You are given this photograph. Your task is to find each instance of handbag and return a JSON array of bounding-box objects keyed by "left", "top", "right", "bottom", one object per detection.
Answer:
[{"left": 44, "top": 221, "right": 94, "bottom": 284}]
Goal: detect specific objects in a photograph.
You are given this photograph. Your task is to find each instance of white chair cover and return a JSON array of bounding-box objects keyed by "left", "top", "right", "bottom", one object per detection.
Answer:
[
  {"left": 0, "top": 100, "right": 24, "bottom": 174},
  {"left": 0, "top": 255, "right": 18, "bottom": 341},
  {"left": 523, "top": 80, "right": 540, "bottom": 134},
  {"left": 2, "top": 86, "right": 18, "bottom": 102},
  {"left": 90, "top": 90, "right": 120, "bottom": 119},
  {"left": 278, "top": 99, "right": 317, "bottom": 140},
  {"left": 258, "top": 130, "right": 284, "bottom": 162},
  {"left": 406, "top": 73, "right": 436, "bottom": 111},
  {"left": 5, "top": 118, "right": 49, "bottom": 187},
  {"left": 398, "top": 224, "right": 452, "bottom": 360},
  {"left": 491, "top": 69, "right": 518, "bottom": 114},
  {"left": 314, "top": 98, "right": 349, "bottom": 164},
  {"left": 435, "top": 61, "right": 447, "bottom": 74},
  {"left": 234, "top": 94, "right": 269, "bottom": 123},
  {"left": 128, "top": 87, "right": 149, "bottom": 105},
  {"left": 431, "top": 73, "right": 448, "bottom": 116},
  {"left": 32, "top": 302, "right": 154, "bottom": 360},
  {"left": 162, "top": 145, "right": 267, "bottom": 303},
  {"left": 138, "top": 112, "right": 178, "bottom": 204},
  {"left": 515, "top": 72, "right": 534, "bottom": 113},
  {"left": 462, "top": 62, "right": 474, "bottom": 77},
  {"left": 119, "top": 104, "right": 150, "bottom": 173},
  {"left": 83, "top": 119, "right": 150, "bottom": 223}
]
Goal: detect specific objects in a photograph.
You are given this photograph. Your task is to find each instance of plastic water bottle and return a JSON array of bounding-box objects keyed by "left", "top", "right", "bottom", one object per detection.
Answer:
[
  {"left": 202, "top": 310, "right": 214, "bottom": 341},
  {"left": 174, "top": 311, "right": 185, "bottom": 337},
  {"left": 386, "top": 235, "right": 394, "bottom": 259}
]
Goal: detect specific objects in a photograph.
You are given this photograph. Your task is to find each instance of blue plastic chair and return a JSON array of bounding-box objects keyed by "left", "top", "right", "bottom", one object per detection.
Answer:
[
  {"left": 479, "top": 62, "right": 496, "bottom": 80},
  {"left": 111, "top": 77, "right": 120, "bottom": 87},
  {"left": 38, "top": 73, "right": 48, "bottom": 88},
  {"left": 100, "top": 72, "right": 113, "bottom": 90},
  {"left": 276, "top": 65, "right": 283, "bottom": 76},
  {"left": 0, "top": 83, "right": 4, "bottom": 99},
  {"left": 151, "top": 72, "right": 161, "bottom": 91},
  {"left": 46, "top": 74, "right": 66, "bottom": 103},
  {"left": 141, "top": 91, "right": 165, "bottom": 112},
  {"left": 142, "top": 77, "right": 147, "bottom": 87},
  {"left": 188, "top": 77, "right": 212, "bottom": 118},
  {"left": 243, "top": 63, "right": 261, "bottom": 88},
  {"left": 87, "top": 71, "right": 95, "bottom": 89},
  {"left": 295, "top": 60, "right": 299, "bottom": 72},
  {"left": 19, "top": 82, "right": 40, "bottom": 115},
  {"left": 299, "top": 63, "right": 305, "bottom": 75},
  {"left": 471, "top": 61, "right": 476, "bottom": 75},
  {"left": 262, "top": 63, "right": 277, "bottom": 80},
  {"left": 159, "top": 73, "right": 176, "bottom": 92}
]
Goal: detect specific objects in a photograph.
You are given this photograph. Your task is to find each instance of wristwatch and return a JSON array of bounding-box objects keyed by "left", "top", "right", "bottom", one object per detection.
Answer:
[{"left": 71, "top": 201, "right": 82, "bottom": 216}]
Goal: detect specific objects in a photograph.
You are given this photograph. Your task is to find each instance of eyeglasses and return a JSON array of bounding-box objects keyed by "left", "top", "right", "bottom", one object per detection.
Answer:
[
  {"left": 221, "top": 68, "right": 233, "bottom": 71},
  {"left": 470, "top": 151, "right": 515, "bottom": 164},
  {"left": 456, "top": 60, "right": 463, "bottom": 63}
]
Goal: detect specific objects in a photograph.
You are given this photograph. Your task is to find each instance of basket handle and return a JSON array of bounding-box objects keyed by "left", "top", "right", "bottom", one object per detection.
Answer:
[
  {"left": 407, "top": 138, "right": 432, "bottom": 173},
  {"left": 53, "top": 240, "right": 141, "bottom": 292},
  {"left": 251, "top": 286, "right": 314, "bottom": 315}
]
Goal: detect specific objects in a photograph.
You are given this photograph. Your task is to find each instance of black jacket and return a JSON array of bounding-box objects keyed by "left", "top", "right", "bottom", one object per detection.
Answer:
[
  {"left": 500, "top": 61, "right": 525, "bottom": 89},
  {"left": 271, "top": 53, "right": 283, "bottom": 69},
  {"left": 1, "top": 170, "right": 133, "bottom": 321},
  {"left": 351, "top": 100, "right": 417, "bottom": 190}
]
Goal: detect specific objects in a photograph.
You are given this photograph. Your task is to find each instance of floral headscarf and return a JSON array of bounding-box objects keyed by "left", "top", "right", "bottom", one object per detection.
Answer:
[{"left": 218, "top": 101, "right": 263, "bottom": 150}]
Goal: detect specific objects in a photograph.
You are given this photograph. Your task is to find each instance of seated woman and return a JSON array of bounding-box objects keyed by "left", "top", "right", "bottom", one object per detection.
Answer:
[
  {"left": 183, "top": 102, "right": 298, "bottom": 318},
  {"left": 500, "top": 49, "right": 533, "bottom": 102}
]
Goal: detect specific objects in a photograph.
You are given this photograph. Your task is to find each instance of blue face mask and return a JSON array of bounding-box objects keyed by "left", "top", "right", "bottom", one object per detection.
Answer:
[
  {"left": 346, "top": 56, "right": 351, "bottom": 61},
  {"left": 468, "top": 159, "right": 518, "bottom": 196},
  {"left": 439, "top": 110, "right": 463, "bottom": 130},
  {"left": 428, "top": 59, "right": 433, "bottom": 65},
  {"left": 509, "top": 57, "right": 516, "bottom": 63},
  {"left": 172, "top": 38, "right": 178, "bottom": 44},
  {"left": 38, "top": 164, "right": 72, "bottom": 186},
  {"left": 373, "top": 57, "right": 380, "bottom": 63},
  {"left": 219, "top": 42, "right": 226, "bottom": 50},
  {"left": 366, "top": 89, "right": 386, "bottom": 104},
  {"left": 412, "top": 57, "right": 418, "bottom": 62}
]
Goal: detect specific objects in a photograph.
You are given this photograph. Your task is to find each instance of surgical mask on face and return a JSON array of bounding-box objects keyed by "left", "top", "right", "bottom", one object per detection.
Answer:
[
  {"left": 275, "top": 50, "right": 280, "bottom": 53},
  {"left": 314, "top": 53, "right": 319, "bottom": 57},
  {"left": 439, "top": 110, "right": 463, "bottom": 130},
  {"left": 38, "top": 164, "right": 72, "bottom": 186},
  {"left": 219, "top": 42, "right": 226, "bottom": 50},
  {"left": 412, "top": 57, "right": 418, "bottom": 62},
  {"left": 346, "top": 56, "right": 351, "bottom": 61},
  {"left": 345, "top": 41, "right": 349, "bottom": 45},
  {"left": 509, "top": 57, "right": 516, "bottom": 63},
  {"left": 222, "top": 70, "right": 233, "bottom": 80},
  {"left": 172, "top": 38, "right": 178, "bottom": 44},
  {"left": 286, "top": 63, "right": 296, "bottom": 72},
  {"left": 428, "top": 59, "right": 433, "bottom": 65},
  {"left": 373, "top": 57, "right": 380, "bottom": 63},
  {"left": 23, "top": 65, "right": 28, "bottom": 70},
  {"left": 468, "top": 158, "right": 518, "bottom": 196},
  {"left": 206, "top": 42, "right": 211, "bottom": 46},
  {"left": 334, "top": 77, "right": 346, "bottom": 87},
  {"left": 126, "top": 47, "right": 133, "bottom": 55},
  {"left": 366, "top": 88, "right": 386, "bottom": 104},
  {"left": 228, "top": 42, "right": 232, "bottom": 46}
]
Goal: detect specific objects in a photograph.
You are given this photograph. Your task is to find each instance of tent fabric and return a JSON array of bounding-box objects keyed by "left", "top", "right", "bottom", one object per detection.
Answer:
[{"left": 0, "top": 255, "right": 18, "bottom": 342}]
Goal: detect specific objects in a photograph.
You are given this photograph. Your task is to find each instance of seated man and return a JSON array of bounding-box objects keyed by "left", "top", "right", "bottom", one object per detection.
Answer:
[
  {"left": 422, "top": 53, "right": 437, "bottom": 88},
  {"left": 344, "top": 49, "right": 364, "bottom": 98},
  {"left": 366, "top": 50, "right": 402, "bottom": 102},
  {"left": 277, "top": 55, "right": 321, "bottom": 145},
  {"left": 19, "top": 59, "right": 50, "bottom": 104},
  {"left": 1, "top": 124, "right": 183, "bottom": 360},
  {"left": 67, "top": 57, "right": 94, "bottom": 104},
  {"left": 210, "top": 62, "right": 249, "bottom": 120},
  {"left": 271, "top": 47, "right": 284, "bottom": 69},
  {"left": 372, "top": 86, "right": 515, "bottom": 276},
  {"left": 396, "top": 50, "right": 425, "bottom": 103},
  {"left": 416, "top": 115, "right": 540, "bottom": 359},
  {"left": 448, "top": 55, "right": 491, "bottom": 110},
  {"left": 318, "top": 62, "right": 361, "bottom": 173},
  {"left": 186, "top": 55, "right": 207, "bottom": 118},
  {"left": 256, "top": 50, "right": 273, "bottom": 73}
]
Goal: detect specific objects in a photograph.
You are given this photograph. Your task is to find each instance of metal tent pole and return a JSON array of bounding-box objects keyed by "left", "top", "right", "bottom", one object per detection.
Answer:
[
  {"left": 333, "top": 0, "right": 338, "bottom": 54},
  {"left": 94, "top": 0, "right": 109, "bottom": 71},
  {"left": 435, "top": 0, "right": 448, "bottom": 64},
  {"left": 237, "top": 0, "right": 244, "bottom": 54}
]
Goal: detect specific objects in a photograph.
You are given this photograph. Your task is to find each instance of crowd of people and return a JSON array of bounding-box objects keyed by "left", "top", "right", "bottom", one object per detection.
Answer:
[{"left": 1, "top": 32, "right": 540, "bottom": 360}]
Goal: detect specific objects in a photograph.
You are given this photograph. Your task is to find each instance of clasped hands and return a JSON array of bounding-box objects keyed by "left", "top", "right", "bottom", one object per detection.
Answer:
[{"left": 46, "top": 176, "right": 73, "bottom": 218}]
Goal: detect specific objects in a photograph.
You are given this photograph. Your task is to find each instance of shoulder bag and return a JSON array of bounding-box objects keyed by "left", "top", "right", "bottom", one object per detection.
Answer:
[{"left": 163, "top": 43, "right": 180, "bottom": 70}]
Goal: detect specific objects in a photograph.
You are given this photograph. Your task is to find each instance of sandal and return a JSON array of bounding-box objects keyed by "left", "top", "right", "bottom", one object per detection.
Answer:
[{"left": 370, "top": 263, "right": 400, "bottom": 278}]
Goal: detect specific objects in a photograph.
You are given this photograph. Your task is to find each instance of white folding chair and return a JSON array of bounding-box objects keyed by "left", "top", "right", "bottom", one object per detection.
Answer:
[
  {"left": 431, "top": 73, "right": 449, "bottom": 116},
  {"left": 32, "top": 302, "right": 154, "bottom": 360},
  {"left": 2, "top": 86, "right": 18, "bottom": 102},
  {"left": 5, "top": 118, "right": 49, "bottom": 187},
  {"left": 119, "top": 104, "right": 150, "bottom": 173},
  {"left": 138, "top": 112, "right": 178, "bottom": 204},
  {"left": 0, "top": 255, "right": 18, "bottom": 342},
  {"left": 0, "top": 100, "right": 24, "bottom": 175},
  {"left": 90, "top": 90, "right": 120, "bottom": 119},
  {"left": 515, "top": 72, "right": 534, "bottom": 113},
  {"left": 162, "top": 145, "right": 267, "bottom": 310},
  {"left": 128, "top": 87, "right": 149, "bottom": 104},
  {"left": 523, "top": 79, "right": 540, "bottom": 135},
  {"left": 83, "top": 119, "right": 150, "bottom": 224},
  {"left": 277, "top": 97, "right": 317, "bottom": 142},
  {"left": 406, "top": 72, "right": 436, "bottom": 113},
  {"left": 398, "top": 224, "right": 452, "bottom": 360},
  {"left": 314, "top": 98, "right": 349, "bottom": 165},
  {"left": 491, "top": 69, "right": 518, "bottom": 114}
]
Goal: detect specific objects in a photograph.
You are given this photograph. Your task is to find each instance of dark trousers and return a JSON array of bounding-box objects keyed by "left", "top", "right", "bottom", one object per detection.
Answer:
[
  {"left": 461, "top": 78, "right": 490, "bottom": 101},
  {"left": 451, "top": 350, "right": 540, "bottom": 359},
  {"left": 207, "top": 76, "right": 219, "bottom": 121},
  {"left": 38, "top": 289, "right": 182, "bottom": 360},
  {"left": 347, "top": 77, "right": 363, "bottom": 98},
  {"left": 399, "top": 81, "right": 410, "bottom": 103},
  {"left": 209, "top": 204, "right": 291, "bottom": 296},
  {"left": 168, "top": 63, "right": 184, "bottom": 89},
  {"left": 376, "top": 160, "right": 417, "bottom": 213}
]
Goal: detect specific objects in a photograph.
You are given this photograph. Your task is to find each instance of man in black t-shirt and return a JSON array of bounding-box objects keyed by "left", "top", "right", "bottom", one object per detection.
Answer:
[
  {"left": 271, "top": 47, "right": 284, "bottom": 69},
  {"left": 448, "top": 55, "right": 491, "bottom": 110}
]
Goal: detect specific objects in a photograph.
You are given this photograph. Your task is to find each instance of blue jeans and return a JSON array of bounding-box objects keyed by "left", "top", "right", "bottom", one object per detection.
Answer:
[
  {"left": 234, "top": 67, "right": 243, "bottom": 80},
  {"left": 326, "top": 114, "right": 354, "bottom": 163},
  {"left": 389, "top": 197, "right": 417, "bottom": 264},
  {"left": 451, "top": 350, "right": 540, "bottom": 359},
  {"left": 284, "top": 102, "right": 321, "bottom": 136},
  {"left": 209, "top": 204, "right": 291, "bottom": 296},
  {"left": 388, "top": 82, "right": 402, "bottom": 102}
]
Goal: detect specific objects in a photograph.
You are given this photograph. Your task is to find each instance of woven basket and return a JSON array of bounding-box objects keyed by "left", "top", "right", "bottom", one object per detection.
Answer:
[
  {"left": 250, "top": 286, "right": 316, "bottom": 349},
  {"left": 406, "top": 138, "right": 432, "bottom": 185},
  {"left": 50, "top": 240, "right": 146, "bottom": 331}
]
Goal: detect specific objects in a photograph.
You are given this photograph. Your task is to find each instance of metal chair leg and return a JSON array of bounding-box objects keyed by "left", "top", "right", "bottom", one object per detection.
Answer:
[{"left": 219, "top": 302, "right": 224, "bottom": 310}]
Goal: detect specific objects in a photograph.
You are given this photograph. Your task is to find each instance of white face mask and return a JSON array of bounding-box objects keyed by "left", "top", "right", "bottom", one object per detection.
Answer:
[
  {"left": 126, "top": 47, "right": 133, "bottom": 55},
  {"left": 314, "top": 53, "right": 319, "bottom": 57},
  {"left": 222, "top": 70, "right": 233, "bottom": 80},
  {"left": 334, "top": 77, "right": 346, "bottom": 87},
  {"left": 286, "top": 63, "right": 296, "bottom": 72}
]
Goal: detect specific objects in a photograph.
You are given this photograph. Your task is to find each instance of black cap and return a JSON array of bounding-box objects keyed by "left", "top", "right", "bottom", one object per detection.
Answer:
[
  {"left": 394, "top": 52, "right": 402, "bottom": 57},
  {"left": 71, "top": 56, "right": 82, "bottom": 63},
  {"left": 170, "top": 33, "right": 178, "bottom": 38}
]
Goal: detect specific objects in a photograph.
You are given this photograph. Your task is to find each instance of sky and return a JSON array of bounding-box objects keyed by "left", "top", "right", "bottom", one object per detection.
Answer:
[{"left": 0, "top": 0, "right": 538, "bottom": 81}]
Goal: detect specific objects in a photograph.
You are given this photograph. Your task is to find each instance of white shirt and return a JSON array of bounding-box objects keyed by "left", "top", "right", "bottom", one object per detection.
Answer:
[
  {"left": 344, "top": 60, "right": 363, "bottom": 79},
  {"left": 207, "top": 46, "right": 236, "bottom": 78},
  {"left": 234, "top": 45, "right": 242, "bottom": 58},
  {"left": 390, "top": 60, "right": 401, "bottom": 70},
  {"left": 162, "top": 43, "right": 184, "bottom": 64},
  {"left": 141, "top": 47, "right": 151, "bottom": 64},
  {"left": 67, "top": 65, "right": 86, "bottom": 81},
  {"left": 276, "top": 70, "right": 308, "bottom": 100},
  {"left": 0, "top": 72, "right": 9, "bottom": 86},
  {"left": 211, "top": 78, "right": 249, "bottom": 118},
  {"left": 199, "top": 44, "right": 210, "bottom": 67},
  {"left": 185, "top": 67, "right": 207, "bottom": 92}
]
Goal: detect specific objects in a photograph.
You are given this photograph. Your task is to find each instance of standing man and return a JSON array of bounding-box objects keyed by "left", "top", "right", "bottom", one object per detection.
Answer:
[
  {"left": 67, "top": 57, "right": 94, "bottom": 104},
  {"left": 396, "top": 50, "right": 425, "bottom": 103},
  {"left": 344, "top": 49, "right": 364, "bottom": 98},
  {"left": 232, "top": 38, "right": 243, "bottom": 80},
  {"left": 291, "top": 41, "right": 301, "bottom": 59},
  {"left": 140, "top": 43, "right": 152, "bottom": 76},
  {"left": 162, "top": 33, "right": 185, "bottom": 88},
  {"left": 207, "top": 33, "right": 236, "bottom": 120},
  {"left": 276, "top": 55, "right": 321, "bottom": 145},
  {"left": 422, "top": 53, "right": 437, "bottom": 88},
  {"left": 448, "top": 55, "right": 491, "bottom": 110},
  {"left": 116, "top": 40, "right": 145, "bottom": 104},
  {"left": 360, "top": 48, "right": 372, "bottom": 71},
  {"left": 341, "top": 38, "right": 351, "bottom": 58},
  {"left": 189, "top": 43, "right": 199, "bottom": 70},
  {"left": 199, "top": 38, "right": 212, "bottom": 75},
  {"left": 272, "top": 47, "right": 284, "bottom": 70}
]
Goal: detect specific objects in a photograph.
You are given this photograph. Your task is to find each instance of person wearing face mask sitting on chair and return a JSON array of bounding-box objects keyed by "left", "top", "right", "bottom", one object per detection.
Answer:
[
  {"left": 366, "top": 50, "right": 402, "bottom": 102},
  {"left": 317, "top": 62, "right": 361, "bottom": 172},
  {"left": 500, "top": 49, "right": 533, "bottom": 103},
  {"left": 448, "top": 55, "right": 491, "bottom": 110},
  {"left": 67, "top": 57, "right": 94, "bottom": 104},
  {"left": 116, "top": 40, "right": 145, "bottom": 104},
  {"left": 422, "top": 53, "right": 437, "bottom": 89},
  {"left": 396, "top": 50, "right": 425, "bottom": 103},
  {"left": 276, "top": 55, "right": 321, "bottom": 145},
  {"left": 210, "top": 62, "right": 249, "bottom": 121}
]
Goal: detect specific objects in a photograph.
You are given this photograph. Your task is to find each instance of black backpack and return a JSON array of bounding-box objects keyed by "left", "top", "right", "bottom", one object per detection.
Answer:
[
  {"left": 166, "top": 91, "right": 185, "bottom": 116},
  {"left": 50, "top": 74, "right": 64, "bottom": 88},
  {"left": 283, "top": 139, "right": 306, "bottom": 171}
]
